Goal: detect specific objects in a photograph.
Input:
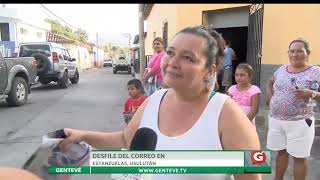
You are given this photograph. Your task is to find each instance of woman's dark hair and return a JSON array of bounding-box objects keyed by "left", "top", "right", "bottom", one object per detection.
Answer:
[
  {"left": 127, "top": 79, "right": 145, "bottom": 94},
  {"left": 289, "top": 38, "right": 310, "bottom": 55},
  {"left": 153, "top": 37, "right": 164, "bottom": 45},
  {"left": 236, "top": 63, "right": 253, "bottom": 77},
  {"left": 175, "top": 25, "right": 225, "bottom": 68}
]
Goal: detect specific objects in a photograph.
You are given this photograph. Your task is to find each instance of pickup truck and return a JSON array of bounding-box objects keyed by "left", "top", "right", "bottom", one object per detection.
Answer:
[{"left": 0, "top": 52, "right": 37, "bottom": 106}]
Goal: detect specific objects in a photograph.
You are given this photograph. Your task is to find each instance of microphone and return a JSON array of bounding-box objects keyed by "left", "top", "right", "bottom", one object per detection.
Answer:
[{"left": 129, "top": 127, "right": 158, "bottom": 150}]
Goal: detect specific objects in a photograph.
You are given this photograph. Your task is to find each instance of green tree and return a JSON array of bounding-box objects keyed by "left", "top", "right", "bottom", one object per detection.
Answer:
[
  {"left": 45, "top": 18, "right": 89, "bottom": 43},
  {"left": 75, "top": 28, "right": 88, "bottom": 43}
]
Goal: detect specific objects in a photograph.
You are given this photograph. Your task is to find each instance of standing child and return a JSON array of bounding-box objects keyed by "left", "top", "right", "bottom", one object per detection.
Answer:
[
  {"left": 227, "top": 63, "right": 261, "bottom": 125},
  {"left": 123, "top": 79, "right": 147, "bottom": 124}
]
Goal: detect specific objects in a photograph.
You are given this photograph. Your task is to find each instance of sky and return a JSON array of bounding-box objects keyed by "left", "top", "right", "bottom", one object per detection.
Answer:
[{"left": 5, "top": 4, "right": 139, "bottom": 46}]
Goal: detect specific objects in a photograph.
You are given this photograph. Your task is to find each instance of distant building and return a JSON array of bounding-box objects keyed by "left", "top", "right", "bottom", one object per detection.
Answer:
[{"left": 0, "top": 6, "right": 50, "bottom": 57}]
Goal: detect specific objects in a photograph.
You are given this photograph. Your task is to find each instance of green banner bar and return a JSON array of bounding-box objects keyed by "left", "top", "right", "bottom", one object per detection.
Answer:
[
  {"left": 48, "top": 166, "right": 91, "bottom": 174},
  {"left": 91, "top": 166, "right": 244, "bottom": 174},
  {"left": 48, "top": 166, "right": 271, "bottom": 174}
]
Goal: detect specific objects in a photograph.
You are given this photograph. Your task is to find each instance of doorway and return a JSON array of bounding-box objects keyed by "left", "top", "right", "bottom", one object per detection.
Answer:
[{"left": 215, "top": 26, "right": 248, "bottom": 85}]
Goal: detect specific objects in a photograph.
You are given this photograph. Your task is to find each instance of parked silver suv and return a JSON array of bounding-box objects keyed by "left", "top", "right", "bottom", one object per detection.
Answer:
[{"left": 17, "top": 42, "right": 79, "bottom": 88}]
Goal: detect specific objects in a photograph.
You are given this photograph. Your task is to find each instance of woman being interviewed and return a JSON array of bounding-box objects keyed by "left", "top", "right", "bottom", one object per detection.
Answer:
[
  {"left": 60, "top": 26, "right": 261, "bottom": 180},
  {"left": 143, "top": 37, "right": 165, "bottom": 96}
]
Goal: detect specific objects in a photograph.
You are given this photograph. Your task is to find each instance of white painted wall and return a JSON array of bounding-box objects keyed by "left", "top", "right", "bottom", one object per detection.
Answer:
[
  {"left": 16, "top": 23, "right": 47, "bottom": 45},
  {"left": 62, "top": 44, "right": 93, "bottom": 71}
]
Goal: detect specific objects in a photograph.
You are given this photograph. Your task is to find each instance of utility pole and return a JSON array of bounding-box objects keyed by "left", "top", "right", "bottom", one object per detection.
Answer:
[
  {"left": 96, "top": 32, "right": 98, "bottom": 68},
  {"left": 128, "top": 35, "right": 131, "bottom": 49},
  {"left": 139, "top": 4, "right": 145, "bottom": 81}
]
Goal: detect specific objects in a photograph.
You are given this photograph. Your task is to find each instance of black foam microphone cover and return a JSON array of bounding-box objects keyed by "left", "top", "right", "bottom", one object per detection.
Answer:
[{"left": 130, "top": 127, "right": 158, "bottom": 150}]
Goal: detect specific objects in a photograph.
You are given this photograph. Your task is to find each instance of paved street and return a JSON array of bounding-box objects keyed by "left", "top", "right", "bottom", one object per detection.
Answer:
[{"left": 0, "top": 67, "right": 319, "bottom": 180}]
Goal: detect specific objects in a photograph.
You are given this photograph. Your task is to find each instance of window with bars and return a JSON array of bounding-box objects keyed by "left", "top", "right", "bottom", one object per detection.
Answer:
[{"left": 0, "top": 23, "right": 10, "bottom": 41}]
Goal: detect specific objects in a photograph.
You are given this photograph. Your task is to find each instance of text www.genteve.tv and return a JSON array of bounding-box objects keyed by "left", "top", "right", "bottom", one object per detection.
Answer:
[{"left": 138, "top": 168, "right": 188, "bottom": 173}]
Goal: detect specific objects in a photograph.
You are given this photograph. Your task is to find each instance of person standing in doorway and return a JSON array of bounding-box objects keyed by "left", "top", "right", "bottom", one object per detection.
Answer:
[{"left": 222, "top": 40, "right": 236, "bottom": 93}]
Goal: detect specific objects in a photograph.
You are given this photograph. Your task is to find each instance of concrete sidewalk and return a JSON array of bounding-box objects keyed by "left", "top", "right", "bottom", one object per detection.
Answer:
[{"left": 255, "top": 107, "right": 320, "bottom": 180}]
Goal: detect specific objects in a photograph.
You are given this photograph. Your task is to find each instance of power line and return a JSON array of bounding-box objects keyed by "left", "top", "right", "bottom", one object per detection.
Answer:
[{"left": 40, "top": 4, "right": 78, "bottom": 30}]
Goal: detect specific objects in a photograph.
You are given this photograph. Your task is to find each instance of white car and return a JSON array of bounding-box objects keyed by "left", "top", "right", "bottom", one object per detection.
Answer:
[{"left": 103, "top": 59, "right": 112, "bottom": 67}]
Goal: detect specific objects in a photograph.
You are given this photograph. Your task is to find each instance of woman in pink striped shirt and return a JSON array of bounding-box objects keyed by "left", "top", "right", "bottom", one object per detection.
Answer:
[{"left": 143, "top": 37, "right": 165, "bottom": 96}]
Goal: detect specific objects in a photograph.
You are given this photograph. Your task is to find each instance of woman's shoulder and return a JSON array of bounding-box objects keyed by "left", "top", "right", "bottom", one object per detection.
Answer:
[
  {"left": 273, "top": 64, "right": 287, "bottom": 77},
  {"left": 156, "top": 51, "right": 165, "bottom": 58},
  {"left": 276, "top": 64, "right": 287, "bottom": 71},
  {"left": 311, "top": 65, "right": 320, "bottom": 71},
  {"left": 218, "top": 98, "right": 260, "bottom": 150}
]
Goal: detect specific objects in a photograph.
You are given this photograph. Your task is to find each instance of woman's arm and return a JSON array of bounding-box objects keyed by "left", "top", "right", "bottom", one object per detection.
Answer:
[
  {"left": 219, "top": 98, "right": 261, "bottom": 180},
  {"left": 145, "top": 54, "right": 164, "bottom": 79},
  {"left": 60, "top": 98, "right": 150, "bottom": 150},
  {"left": 247, "top": 94, "right": 260, "bottom": 121},
  {"left": 266, "top": 76, "right": 274, "bottom": 107}
]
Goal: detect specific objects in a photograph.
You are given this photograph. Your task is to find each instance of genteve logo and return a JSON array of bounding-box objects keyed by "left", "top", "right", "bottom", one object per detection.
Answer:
[{"left": 250, "top": 151, "right": 267, "bottom": 165}]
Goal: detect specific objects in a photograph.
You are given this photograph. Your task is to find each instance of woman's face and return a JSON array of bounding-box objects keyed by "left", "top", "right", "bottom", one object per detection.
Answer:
[
  {"left": 161, "top": 33, "right": 214, "bottom": 91},
  {"left": 288, "top": 42, "right": 309, "bottom": 67},
  {"left": 153, "top": 40, "right": 164, "bottom": 53}
]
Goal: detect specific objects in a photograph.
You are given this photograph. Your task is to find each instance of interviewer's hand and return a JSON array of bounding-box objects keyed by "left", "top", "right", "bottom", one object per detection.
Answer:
[
  {"left": 59, "top": 128, "right": 86, "bottom": 150},
  {"left": 294, "top": 88, "right": 312, "bottom": 99}
]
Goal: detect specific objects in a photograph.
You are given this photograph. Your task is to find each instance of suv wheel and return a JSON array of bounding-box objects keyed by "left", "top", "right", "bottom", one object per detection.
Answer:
[
  {"left": 70, "top": 70, "right": 79, "bottom": 84},
  {"left": 31, "top": 53, "right": 50, "bottom": 75},
  {"left": 113, "top": 69, "right": 117, "bottom": 74},
  {"left": 58, "top": 71, "right": 68, "bottom": 89},
  {"left": 128, "top": 67, "right": 131, "bottom": 74},
  {"left": 6, "top": 77, "right": 28, "bottom": 106}
]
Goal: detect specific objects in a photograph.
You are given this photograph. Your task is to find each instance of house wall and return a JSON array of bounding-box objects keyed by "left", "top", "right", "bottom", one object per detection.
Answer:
[
  {"left": 62, "top": 43, "right": 93, "bottom": 71},
  {"left": 145, "top": 4, "right": 178, "bottom": 55},
  {"left": 262, "top": 4, "right": 320, "bottom": 65}
]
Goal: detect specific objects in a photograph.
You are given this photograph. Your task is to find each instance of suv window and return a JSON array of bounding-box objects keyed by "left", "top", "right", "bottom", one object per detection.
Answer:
[
  {"left": 53, "top": 47, "right": 64, "bottom": 60},
  {"left": 19, "top": 44, "right": 51, "bottom": 57},
  {"left": 62, "top": 49, "right": 71, "bottom": 60}
]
